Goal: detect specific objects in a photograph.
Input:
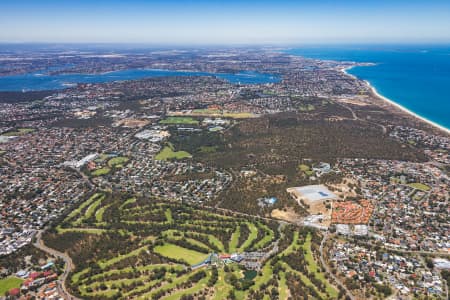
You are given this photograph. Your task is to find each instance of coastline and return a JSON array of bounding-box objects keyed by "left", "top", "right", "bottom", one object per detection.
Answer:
[{"left": 341, "top": 66, "right": 450, "bottom": 135}]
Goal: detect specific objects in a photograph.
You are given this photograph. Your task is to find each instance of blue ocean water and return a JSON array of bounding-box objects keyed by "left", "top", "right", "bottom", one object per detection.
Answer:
[
  {"left": 0, "top": 69, "right": 279, "bottom": 92},
  {"left": 287, "top": 45, "right": 450, "bottom": 130}
]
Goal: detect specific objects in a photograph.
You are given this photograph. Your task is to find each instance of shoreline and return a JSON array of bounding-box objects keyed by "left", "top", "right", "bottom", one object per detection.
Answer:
[{"left": 341, "top": 66, "right": 450, "bottom": 135}]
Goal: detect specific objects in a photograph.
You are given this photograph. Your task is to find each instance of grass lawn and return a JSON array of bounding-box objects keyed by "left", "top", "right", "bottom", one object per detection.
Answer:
[
  {"left": 279, "top": 272, "right": 289, "bottom": 300},
  {"left": 192, "top": 109, "right": 222, "bottom": 115},
  {"left": 137, "top": 270, "right": 202, "bottom": 300},
  {"left": 280, "top": 261, "right": 323, "bottom": 298},
  {"left": 252, "top": 262, "right": 273, "bottom": 290},
  {"left": 85, "top": 196, "right": 104, "bottom": 219},
  {"left": 212, "top": 269, "right": 234, "bottom": 300},
  {"left": 407, "top": 182, "right": 431, "bottom": 191},
  {"left": 1, "top": 128, "right": 35, "bottom": 136},
  {"left": 229, "top": 226, "right": 240, "bottom": 253},
  {"left": 107, "top": 156, "right": 129, "bottom": 167},
  {"left": 298, "top": 164, "right": 310, "bottom": 171},
  {"left": 238, "top": 222, "right": 258, "bottom": 252},
  {"left": 254, "top": 222, "right": 274, "bottom": 249},
  {"left": 65, "top": 193, "right": 103, "bottom": 222},
  {"left": 57, "top": 228, "right": 107, "bottom": 235},
  {"left": 298, "top": 164, "right": 314, "bottom": 176},
  {"left": 205, "top": 234, "right": 224, "bottom": 252},
  {"left": 71, "top": 194, "right": 105, "bottom": 226},
  {"left": 96, "top": 154, "right": 110, "bottom": 162},
  {"left": 303, "top": 234, "right": 338, "bottom": 298},
  {"left": 185, "top": 109, "right": 255, "bottom": 119},
  {"left": 98, "top": 245, "right": 149, "bottom": 269},
  {"left": 198, "top": 145, "right": 218, "bottom": 153},
  {"left": 280, "top": 231, "right": 299, "bottom": 256},
  {"left": 222, "top": 112, "right": 256, "bottom": 119},
  {"left": 153, "top": 243, "right": 208, "bottom": 265},
  {"left": 95, "top": 204, "right": 111, "bottom": 222},
  {"left": 91, "top": 167, "right": 111, "bottom": 176},
  {"left": 71, "top": 268, "right": 91, "bottom": 284},
  {"left": 160, "top": 116, "right": 199, "bottom": 125},
  {"left": 155, "top": 146, "right": 191, "bottom": 161},
  {"left": 162, "top": 272, "right": 209, "bottom": 300},
  {"left": 120, "top": 197, "right": 136, "bottom": 209},
  {"left": 176, "top": 231, "right": 223, "bottom": 252},
  {"left": 299, "top": 104, "right": 315, "bottom": 111},
  {"left": 165, "top": 208, "right": 173, "bottom": 223},
  {"left": 0, "top": 277, "right": 23, "bottom": 295}
]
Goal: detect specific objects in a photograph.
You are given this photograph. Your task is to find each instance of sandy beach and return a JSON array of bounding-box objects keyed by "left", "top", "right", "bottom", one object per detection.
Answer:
[{"left": 341, "top": 67, "right": 450, "bottom": 136}]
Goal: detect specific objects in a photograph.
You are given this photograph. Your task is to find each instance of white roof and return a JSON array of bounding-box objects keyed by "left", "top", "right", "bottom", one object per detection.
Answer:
[{"left": 291, "top": 184, "right": 338, "bottom": 202}]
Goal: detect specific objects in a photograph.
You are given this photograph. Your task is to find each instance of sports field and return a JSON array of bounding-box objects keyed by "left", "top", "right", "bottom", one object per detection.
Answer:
[
  {"left": 159, "top": 116, "right": 199, "bottom": 125},
  {"left": 155, "top": 145, "right": 191, "bottom": 160},
  {"left": 0, "top": 277, "right": 23, "bottom": 296},
  {"left": 407, "top": 182, "right": 431, "bottom": 191}
]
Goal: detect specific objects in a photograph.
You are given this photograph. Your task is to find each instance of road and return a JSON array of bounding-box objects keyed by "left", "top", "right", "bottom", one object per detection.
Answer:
[
  {"left": 319, "top": 232, "right": 356, "bottom": 300},
  {"left": 336, "top": 100, "right": 387, "bottom": 134},
  {"left": 33, "top": 230, "right": 80, "bottom": 300},
  {"left": 357, "top": 239, "right": 450, "bottom": 258}
]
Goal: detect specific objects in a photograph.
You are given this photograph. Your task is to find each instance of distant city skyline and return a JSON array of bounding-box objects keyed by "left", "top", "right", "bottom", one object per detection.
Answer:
[{"left": 1, "top": 0, "right": 450, "bottom": 44}]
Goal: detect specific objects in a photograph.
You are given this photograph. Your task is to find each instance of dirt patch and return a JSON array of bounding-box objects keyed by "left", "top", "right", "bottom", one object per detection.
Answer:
[
  {"left": 337, "top": 98, "right": 369, "bottom": 106},
  {"left": 271, "top": 208, "right": 302, "bottom": 224}
]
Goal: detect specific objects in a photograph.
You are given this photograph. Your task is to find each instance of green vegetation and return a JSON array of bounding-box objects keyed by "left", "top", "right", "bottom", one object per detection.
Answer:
[
  {"left": 407, "top": 182, "right": 431, "bottom": 191},
  {"left": 155, "top": 143, "right": 192, "bottom": 161},
  {"left": 160, "top": 116, "right": 199, "bottom": 125},
  {"left": 0, "top": 276, "right": 23, "bottom": 296},
  {"left": 302, "top": 234, "right": 338, "bottom": 298},
  {"left": 57, "top": 228, "right": 106, "bottom": 235},
  {"left": 298, "top": 164, "right": 314, "bottom": 176},
  {"left": 229, "top": 226, "right": 240, "bottom": 253},
  {"left": 188, "top": 109, "right": 255, "bottom": 119},
  {"left": 1, "top": 128, "right": 35, "bottom": 136},
  {"left": 198, "top": 145, "right": 218, "bottom": 153},
  {"left": 65, "top": 193, "right": 105, "bottom": 223},
  {"left": 299, "top": 104, "right": 315, "bottom": 111},
  {"left": 95, "top": 204, "right": 111, "bottom": 223},
  {"left": 164, "top": 208, "right": 173, "bottom": 223},
  {"left": 91, "top": 167, "right": 111, "bottom": 176},
  {"left": 238, "top": 222, "right": 258, "bottom": 252},
  {"left": 192, "top": 109, "right": 222, "bottom": 115},
  {"left": 107, "top": 156, "right": 129, "bottom": 167},
  {"left": 278, "top": 272, "right": 288, "bottom": 300},
  {"left": 119, "top": 197, "right": 136, "bottom": 209},
  {"left": 222, "top": 112, "right": 256, "bottom": 119},
  {"left": 154, "top": 243, "right": 208, "bottom": 265},
  {"left": 43, "top": 193, "right": 335, "bottom": 299}
]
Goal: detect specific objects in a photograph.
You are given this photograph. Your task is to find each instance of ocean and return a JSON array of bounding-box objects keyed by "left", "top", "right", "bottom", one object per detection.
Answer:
[
  {"left": 0, "top": 69, "right": 279, "bottom": 92},
  {"left": 287, "top": 45, "right": 450, "bottom": 130}
]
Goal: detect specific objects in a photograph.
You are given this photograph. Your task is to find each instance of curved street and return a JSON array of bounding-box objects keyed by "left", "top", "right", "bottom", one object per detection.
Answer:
[
  {"left": 33, "top": 230, "right": 80, "bottom": 300},
  {"left": 319, "top": 232, "right": 356, "bottom": 300}
]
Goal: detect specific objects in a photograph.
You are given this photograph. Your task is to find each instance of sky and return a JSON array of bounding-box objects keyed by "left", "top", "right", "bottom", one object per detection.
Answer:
[{"left": 1, "top": 0, "right": 450, "bottom": 45}]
